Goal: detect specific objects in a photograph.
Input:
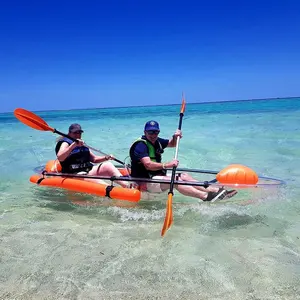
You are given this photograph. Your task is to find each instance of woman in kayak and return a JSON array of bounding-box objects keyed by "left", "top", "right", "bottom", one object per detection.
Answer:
[
  {"left": 129, "top": 120, "right": 238, "bottom": 202},
  {"left": 56, "top": 123, "right": 129, "bottom": 188}
]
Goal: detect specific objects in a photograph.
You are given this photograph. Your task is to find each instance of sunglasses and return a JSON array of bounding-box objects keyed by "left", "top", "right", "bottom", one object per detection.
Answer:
[
  {"left": 71, "top": 130, "right": 84, "bottom": 134},
  {"left": 146, "top": 130, "right": 160, "bottom": 135}
]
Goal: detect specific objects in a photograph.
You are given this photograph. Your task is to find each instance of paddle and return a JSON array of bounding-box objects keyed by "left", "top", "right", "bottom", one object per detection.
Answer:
[
  {"left": 161, "top": 96, "right": 186, "bottom": 236},
  {"left": 14, "top": 108, "right": 125, "bottom": 165}
]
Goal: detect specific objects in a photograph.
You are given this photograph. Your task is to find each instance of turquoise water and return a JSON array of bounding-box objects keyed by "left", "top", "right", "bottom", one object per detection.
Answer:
[{"left": 1, "top": 98, "right": 300, "bottom": 299}]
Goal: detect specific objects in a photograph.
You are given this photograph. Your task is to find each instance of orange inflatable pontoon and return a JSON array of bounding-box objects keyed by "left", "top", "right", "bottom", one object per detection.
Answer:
[{"left": 30, "top": 160, "right": 141, "bottom": 202}]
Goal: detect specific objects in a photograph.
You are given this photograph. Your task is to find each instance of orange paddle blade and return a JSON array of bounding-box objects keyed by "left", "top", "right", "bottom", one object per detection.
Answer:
[
  {"left": 14, "top": 108, "right": 54, "bottom": 132},
  {"left": 161, "top": 193, "right": 173, "bottom": 236},
  {"left": 169, "top": 199, "right": 173, "bottom": 228},
  {"left": 180, "top": 99, "right": 186, "bottom": 114}
]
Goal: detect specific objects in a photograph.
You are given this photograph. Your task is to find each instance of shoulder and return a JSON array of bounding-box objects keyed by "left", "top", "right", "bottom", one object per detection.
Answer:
[
  {"left": 55, "top": 140, "right": 69, "bottom": 153},
  {"left": 133, "top": 141, "right": 148, "bottom": 151},
  {"left": 56, "top": 140, "right": 70, "bottom": 147},
  {"left": 130, "top": 138, "right": 146, "bottom": 149},
  {"left": 130, "top": 141, "right": 149, "bottom": 159},
  {"left": 157, "top": 137, "right": 169, "bottom": 148}
]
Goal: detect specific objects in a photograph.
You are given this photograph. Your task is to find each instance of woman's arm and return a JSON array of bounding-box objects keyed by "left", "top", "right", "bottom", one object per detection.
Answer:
[
  {"left": 57, "top": 142, "right": 77, "bottom": 161},
  {"left": 90, "top": 151, "right": 111, "bottom": 163}
]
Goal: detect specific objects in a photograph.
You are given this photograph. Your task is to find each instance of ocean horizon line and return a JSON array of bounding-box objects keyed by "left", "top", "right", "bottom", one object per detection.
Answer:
[{"left": 2, "top": 95, "right": 300, "bottom": 115}]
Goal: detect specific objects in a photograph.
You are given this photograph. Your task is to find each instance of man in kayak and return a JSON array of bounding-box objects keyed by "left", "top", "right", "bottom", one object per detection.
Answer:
[
  {"left": 56, "top": 123, "right": 129, "bottom": 188},
  {"left": 129, "top": 120, "right": 237, "bottom": 202}
]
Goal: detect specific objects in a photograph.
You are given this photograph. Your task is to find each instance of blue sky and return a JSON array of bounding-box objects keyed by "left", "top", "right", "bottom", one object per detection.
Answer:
[{"left": 1, "top": 0, "right": 300, "bottom": 112}]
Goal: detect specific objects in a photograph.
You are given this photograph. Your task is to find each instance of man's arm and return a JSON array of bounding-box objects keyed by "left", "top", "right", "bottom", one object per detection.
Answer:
[
  {"left": 167, "top": 129, "right": 182, "bottom": 147},
  {"left": 141, "top": 157, "right": 178, "bottom": 171},
  {"left": 134, "top": 141, "right": 179, "bottom": 171}
]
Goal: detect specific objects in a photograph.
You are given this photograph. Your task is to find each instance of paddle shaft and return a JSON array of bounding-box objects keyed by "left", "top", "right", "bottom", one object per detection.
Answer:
[
  {"left": 168, "top": 109, "right": 185, "bottom": 194},
  {"left": 161, "top": 99, "right": 186, "bottom": 236},
  {"left": 53, "top": 128, "right": 124, "bottom": 165}
]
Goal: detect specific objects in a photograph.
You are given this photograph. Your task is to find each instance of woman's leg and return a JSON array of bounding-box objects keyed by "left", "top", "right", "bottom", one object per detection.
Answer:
[{"left": 89, "top": 162, "right": 129, "bottom": 188}]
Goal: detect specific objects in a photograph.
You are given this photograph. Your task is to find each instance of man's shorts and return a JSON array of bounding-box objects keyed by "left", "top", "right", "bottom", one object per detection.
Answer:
[{"left": 146, "top": 176, "right": 166, "bottom": 193}]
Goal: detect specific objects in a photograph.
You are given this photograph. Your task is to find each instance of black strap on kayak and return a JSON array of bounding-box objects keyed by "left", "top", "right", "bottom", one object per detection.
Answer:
[
  {"left": 37, "top": 177, "right": 45, "bottom": 184},
  {"left": 204, "top": 179, "right": 218, "bottom": 188},
  {"left": 105, "top": 185, "right": 115, "bottom": 198},
  {"left": 36, "top": 171, "right": 47, "bottom": 184}
]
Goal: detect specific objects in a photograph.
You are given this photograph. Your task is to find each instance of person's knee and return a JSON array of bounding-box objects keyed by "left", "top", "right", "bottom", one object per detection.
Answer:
[
  {"left": 179, "top": 172, "right": 190, "bottom": 181},
  {"left": 98, "top": 162, "right": 113, "bottom": 173}
]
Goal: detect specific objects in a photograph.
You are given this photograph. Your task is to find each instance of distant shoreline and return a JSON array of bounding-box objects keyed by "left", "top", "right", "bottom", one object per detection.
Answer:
[{"left": 2, "top": 96, "right": 300, "bottom": 114}]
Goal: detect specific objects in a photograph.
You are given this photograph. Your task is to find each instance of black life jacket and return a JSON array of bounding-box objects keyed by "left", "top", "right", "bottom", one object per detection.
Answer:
[
  {"left": 55, "top": 137, "right": 93, "bottom": 173},
  {"left": 129, "top": 136, "right": 166, "bottom": 178}
]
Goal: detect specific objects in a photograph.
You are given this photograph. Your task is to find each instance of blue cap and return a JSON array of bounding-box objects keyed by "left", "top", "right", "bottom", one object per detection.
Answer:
[{"left": 144, "top": 120, "right": 160, "bottom": 131}]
